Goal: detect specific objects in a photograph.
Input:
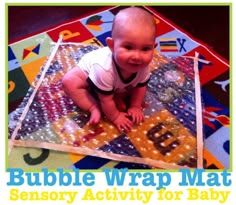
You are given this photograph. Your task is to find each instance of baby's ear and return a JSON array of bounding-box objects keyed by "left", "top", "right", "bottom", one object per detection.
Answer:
[{"left": 106, "top": 37, "right": 114, "bottom": 51}]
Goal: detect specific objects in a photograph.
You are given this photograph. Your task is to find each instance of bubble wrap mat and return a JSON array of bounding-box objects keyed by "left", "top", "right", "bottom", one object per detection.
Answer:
[{"left": 8, "top": 42, "right": 203, "bottom": 169}]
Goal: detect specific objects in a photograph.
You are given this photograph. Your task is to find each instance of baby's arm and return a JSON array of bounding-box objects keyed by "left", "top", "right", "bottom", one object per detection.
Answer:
[
  {"left": 128, "top": 86, "right": 147, "bottom": 124},
  {"left": 97, "top": 93, "right": 133, "bottom": 132},
  {"left": 62, "top": 67, "right": 101, "bottom": 124},
  {"left": 63, "top": 67, "right": 93, "bottom": 110}
]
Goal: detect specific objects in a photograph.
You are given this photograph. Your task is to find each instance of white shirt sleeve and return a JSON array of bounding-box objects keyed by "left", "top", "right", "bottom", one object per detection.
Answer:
[
  {"left": 77, "top": 48, "right": 115, "bottom": 93},
  {"left": 88, "top": 63, "right": 114, "bottom": 93}
]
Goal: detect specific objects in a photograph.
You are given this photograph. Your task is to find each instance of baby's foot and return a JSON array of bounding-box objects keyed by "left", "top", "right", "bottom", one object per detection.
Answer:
[{"left": 89, "top": 105, "right": 101, "bottom": 124}]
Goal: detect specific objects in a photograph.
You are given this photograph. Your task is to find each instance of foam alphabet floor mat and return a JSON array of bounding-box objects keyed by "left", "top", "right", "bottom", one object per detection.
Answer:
[{"left": 8, "top": 6, "right": 230, "bottom": 170}]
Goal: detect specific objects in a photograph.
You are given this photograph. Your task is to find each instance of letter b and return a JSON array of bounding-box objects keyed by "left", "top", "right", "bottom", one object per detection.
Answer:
[
  {"left": 7, "top": 168, "right": 24, "bottom": 186},
  {"left": 43, "top": 168, "right": 56, "bottom": 186},
  {"left": 58, "top": 168, "right": 72, "bottom": 186}
]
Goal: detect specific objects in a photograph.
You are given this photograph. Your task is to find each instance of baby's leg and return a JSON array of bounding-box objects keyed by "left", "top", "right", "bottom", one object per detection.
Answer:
[
  {"left": 114, "top": 92, "right": 129, "bottom": 111},
  {"left": 62, "top": 67, "right": 101, "bottom": 124}
]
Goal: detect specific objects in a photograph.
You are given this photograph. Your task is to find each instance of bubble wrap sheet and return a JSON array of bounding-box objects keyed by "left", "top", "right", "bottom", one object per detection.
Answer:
[{"left": 8, "top": 42, "right": 203, "bottom": 169}]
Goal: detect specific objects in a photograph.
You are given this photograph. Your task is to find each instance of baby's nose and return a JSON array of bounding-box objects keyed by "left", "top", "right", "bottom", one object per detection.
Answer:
[{"left": 132, "top": 50, "right": 141, "bottom": 60}]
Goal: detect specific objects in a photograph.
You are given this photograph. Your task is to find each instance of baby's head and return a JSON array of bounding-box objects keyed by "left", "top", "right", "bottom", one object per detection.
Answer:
[
  {"left": 106, "top": 7, "right": 157, "bottom": 74},
  {"left": 111, "top": 7, "right": 157, "bottom": 40}
]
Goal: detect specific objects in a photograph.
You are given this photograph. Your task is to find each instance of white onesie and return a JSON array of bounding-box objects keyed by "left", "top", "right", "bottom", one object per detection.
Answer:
[{"left": 78, "top": 46, "right": 150, "bottom": 95}]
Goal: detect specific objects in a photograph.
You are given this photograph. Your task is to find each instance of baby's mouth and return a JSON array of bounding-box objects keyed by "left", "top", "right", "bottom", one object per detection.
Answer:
[{"left": 128, "top": 62, "right": 142, "bottom": 66}]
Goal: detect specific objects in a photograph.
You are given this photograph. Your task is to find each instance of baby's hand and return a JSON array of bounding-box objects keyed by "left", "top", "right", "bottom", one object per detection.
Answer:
[
  {"left": 113, "top": 112, "right": 133, "bottom": 133},
  {"left": 127, "top": 107, "right": 144, "bottom": 124}
]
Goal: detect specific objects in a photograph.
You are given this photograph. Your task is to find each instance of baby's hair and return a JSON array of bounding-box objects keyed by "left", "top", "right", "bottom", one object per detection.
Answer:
[{"left": 111, "top": 7, "right": 157, "bottom": 38}]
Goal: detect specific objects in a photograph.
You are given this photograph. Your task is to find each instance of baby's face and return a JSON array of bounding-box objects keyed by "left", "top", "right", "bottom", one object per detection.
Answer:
[{"left": 112, "top": 23, "right": 156, "bottom": 74}]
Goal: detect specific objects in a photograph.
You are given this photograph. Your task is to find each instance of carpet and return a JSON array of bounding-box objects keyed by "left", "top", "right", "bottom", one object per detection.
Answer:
[{"left": 8, "top": 6, "right": 230, "bottom": 170}]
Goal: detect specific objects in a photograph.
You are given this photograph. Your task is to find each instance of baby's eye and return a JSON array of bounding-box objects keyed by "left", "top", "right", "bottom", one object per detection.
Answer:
[
  {"left": 142, "top": 47, "right": 152, "bottom": 52},
  {"left": 124, "top": 45, "right": 132, "bottom": 50}
]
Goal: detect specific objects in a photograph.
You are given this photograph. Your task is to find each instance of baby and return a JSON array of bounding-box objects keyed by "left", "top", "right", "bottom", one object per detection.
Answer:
[{"left": 62, "top": 7, "right": 157, "bottom": 132}]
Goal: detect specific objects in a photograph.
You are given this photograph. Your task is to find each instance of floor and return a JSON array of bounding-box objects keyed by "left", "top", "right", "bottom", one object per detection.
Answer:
[{"left": 8, "top": 5, "right": 229, "bottom": 60}]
